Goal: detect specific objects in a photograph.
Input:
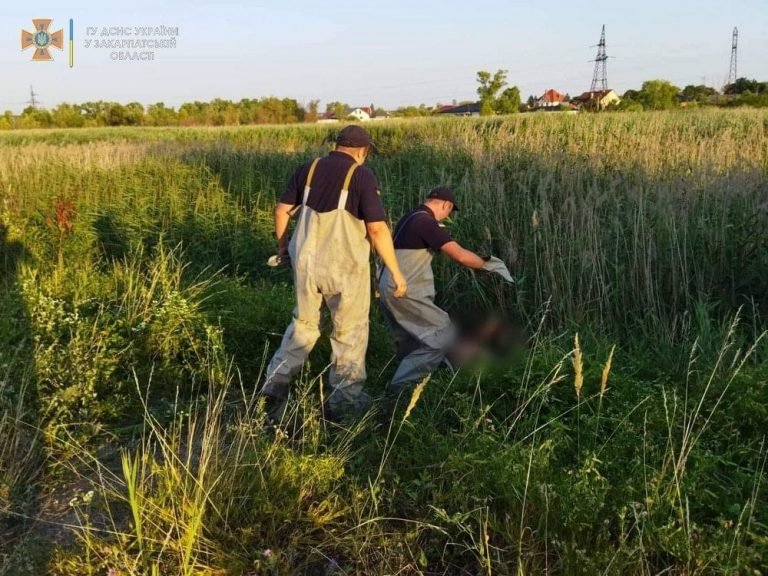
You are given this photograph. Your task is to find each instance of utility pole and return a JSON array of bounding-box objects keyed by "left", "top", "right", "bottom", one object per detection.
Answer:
[
  {"left": 725, "top": 27, "right": 738, "bottom": 90},
  {"left": 590, "top": 25, "right": 609, "bottom": 93}
]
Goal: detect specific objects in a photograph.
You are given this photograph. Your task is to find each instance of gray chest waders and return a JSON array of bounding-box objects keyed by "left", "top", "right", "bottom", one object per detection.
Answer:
[
  {"left": 377, "top": 214, "right": 456, "bottom": 393},
  {"left": 263, "top": 158, "right": 374, "bottom": 413}
]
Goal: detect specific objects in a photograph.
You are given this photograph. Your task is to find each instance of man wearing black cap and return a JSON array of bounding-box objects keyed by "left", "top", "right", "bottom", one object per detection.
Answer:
[
  {"left": 262, "top": 125, "right": 408, "bottom": 420},
  {"left": 378, "top": 186, "right": 511, "bottom": 393}
]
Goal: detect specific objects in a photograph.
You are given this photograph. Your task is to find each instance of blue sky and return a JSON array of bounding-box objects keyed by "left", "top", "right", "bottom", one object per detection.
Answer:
[{"left": 1, "top": 0, "right": 766, "bottom": 112}]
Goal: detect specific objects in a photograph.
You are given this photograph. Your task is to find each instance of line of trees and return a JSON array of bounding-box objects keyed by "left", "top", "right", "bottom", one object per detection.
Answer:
[
  {"left": 0, "top": 97, "right": 308, "bottom": 130},
  {"left": 615, "top": 77, "right": 768, "bottom": 111},
  {"left": 2, "top": 74, "right": 766, "bottom": 130}
]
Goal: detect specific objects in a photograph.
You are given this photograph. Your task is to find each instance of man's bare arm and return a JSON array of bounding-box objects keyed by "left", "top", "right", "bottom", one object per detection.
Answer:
[
  {"left": 274, "top": 202, "right": 294, "bottom": 256},
  {"left": 441, "top": 241, "right": 486, "bottom": 269}
]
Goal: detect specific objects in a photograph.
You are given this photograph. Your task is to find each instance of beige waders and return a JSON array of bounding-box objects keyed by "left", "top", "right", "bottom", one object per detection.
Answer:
[{"left": 263, "top": 160, "right": 372, "bottom": 415}]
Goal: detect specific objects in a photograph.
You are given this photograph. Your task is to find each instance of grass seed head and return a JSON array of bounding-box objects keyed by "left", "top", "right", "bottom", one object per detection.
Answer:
[
  {"left": 403, "top": 375, "right": 430, "bottom": 420},
  {"left": 573, "top": 333, "right": 584, "bottom": 399},
  {"left": 600, "top": 345, "right": 616, "bottom": 397}
]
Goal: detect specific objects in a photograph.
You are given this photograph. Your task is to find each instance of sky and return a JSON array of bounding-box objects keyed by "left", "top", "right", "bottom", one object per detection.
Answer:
[{"left": 1, "top": 0, "right": 767, "bottom": 113}]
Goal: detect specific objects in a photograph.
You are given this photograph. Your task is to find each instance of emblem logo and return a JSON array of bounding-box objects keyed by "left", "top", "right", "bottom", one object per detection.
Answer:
[{"left": 21, "top": 19, "right": 64, "bottom": 61}]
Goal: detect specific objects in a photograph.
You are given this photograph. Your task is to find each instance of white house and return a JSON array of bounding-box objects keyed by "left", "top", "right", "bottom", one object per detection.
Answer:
[
  {"left": 572, "top": 89, "right": 621, "bottom": 111},
  {"left": 347, "top": 107, "right": 372, "bottom": 122}
]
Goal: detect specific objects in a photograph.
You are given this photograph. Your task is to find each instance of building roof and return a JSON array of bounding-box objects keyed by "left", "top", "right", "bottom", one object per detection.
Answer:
[
  {"left": 573, "top": 89, "right": 617, "bottom": 102},
  {"left": 438, "top": 102, "right": 480, "bottom": 115},
  {"left": 539, "top": 89, "right": 566, "bottom": 103}
]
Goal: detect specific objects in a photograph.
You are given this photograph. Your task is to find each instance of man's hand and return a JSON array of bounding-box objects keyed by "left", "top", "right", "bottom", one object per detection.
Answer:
[
  {"left": 366, "top": 221, "right": 408, "bottom": 298},
  {"left": 391, "top": 270, "right": 408, "bottom": 298}
]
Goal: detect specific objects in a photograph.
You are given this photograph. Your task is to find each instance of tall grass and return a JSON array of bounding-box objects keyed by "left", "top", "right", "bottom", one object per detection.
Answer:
[{"left": 2, "top": 111, "right": 766, "bottom": 337}]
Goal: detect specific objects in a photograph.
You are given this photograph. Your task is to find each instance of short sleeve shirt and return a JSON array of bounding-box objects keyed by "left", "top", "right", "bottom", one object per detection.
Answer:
[
  {"left": 279, "top": 151, "right": 386, "bottom": 223},
  {"left": 393, "top": 205, "right": 453, "bottom": 251}
]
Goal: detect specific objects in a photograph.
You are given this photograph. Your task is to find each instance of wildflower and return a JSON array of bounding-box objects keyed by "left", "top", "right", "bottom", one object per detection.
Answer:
[{"left": 263, "top": 549, "right": 273, "bottom": 558}]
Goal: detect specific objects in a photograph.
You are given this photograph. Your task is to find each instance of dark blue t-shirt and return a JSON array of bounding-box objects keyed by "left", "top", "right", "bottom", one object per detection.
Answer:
[
  {"left": 393, "top": 205, "right": 453, "bottom": 251},
  {"left": 280, "top": 151, "right": 386, "bottom": 223}
]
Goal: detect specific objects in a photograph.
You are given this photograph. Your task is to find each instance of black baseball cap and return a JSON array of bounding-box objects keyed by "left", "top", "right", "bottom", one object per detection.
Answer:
[
  {"left": 427, "top": 186, "right": 460, "bottom": 211},
  {"left": 336, "top": 125, "right": 378, "bottom": 152}
]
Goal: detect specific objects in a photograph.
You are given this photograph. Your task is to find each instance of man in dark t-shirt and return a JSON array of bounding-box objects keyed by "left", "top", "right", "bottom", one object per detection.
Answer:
[
  {"left": 378, "top": 186, "right": 490, "bottom": 393},
  {"left": 261, "top": 126, "right": 407, "bottom": 421}
]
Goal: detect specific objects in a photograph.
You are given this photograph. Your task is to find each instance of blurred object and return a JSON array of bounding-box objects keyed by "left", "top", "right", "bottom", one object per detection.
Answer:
[{"left": 446, "top": 315, "right": 524, "bottom": 368}]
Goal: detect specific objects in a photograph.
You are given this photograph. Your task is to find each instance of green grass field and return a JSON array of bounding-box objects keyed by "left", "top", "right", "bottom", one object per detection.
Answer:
[{"left": 1, "top": 111, "right": 767, "bottom": 575}]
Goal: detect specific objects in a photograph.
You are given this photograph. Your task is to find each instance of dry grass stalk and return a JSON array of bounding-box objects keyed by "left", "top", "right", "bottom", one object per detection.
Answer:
[
  {"left": 600, "top": 345, "right": 616, "bottom": 397},
  {"left": 573, "top": 334, "right": 583, "bottom": 399},
  {"left": 404, "top": 375, "right": 430, "bottom": 420}
]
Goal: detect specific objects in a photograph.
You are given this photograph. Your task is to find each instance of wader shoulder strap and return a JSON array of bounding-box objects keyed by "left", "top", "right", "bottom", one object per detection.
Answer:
[
  {"left": 301, "top": 158, "right": 321, "bottom": 206},
  {"left": 337, "top": 163, "right": 359, "bottom": 210}
]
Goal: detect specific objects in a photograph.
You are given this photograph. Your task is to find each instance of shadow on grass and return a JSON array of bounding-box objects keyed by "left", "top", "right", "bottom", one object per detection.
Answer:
[{"left": 0, "top": 221, "right": 49, "bottom": 575}]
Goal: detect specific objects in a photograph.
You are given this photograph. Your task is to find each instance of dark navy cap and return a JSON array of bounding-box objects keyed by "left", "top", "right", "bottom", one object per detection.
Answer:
[
  {"left": 336, "top": 125, "right": 378, "bottom": 151},
  {"left": 427, "top": 186, "right": 459, "bottom": 211}
]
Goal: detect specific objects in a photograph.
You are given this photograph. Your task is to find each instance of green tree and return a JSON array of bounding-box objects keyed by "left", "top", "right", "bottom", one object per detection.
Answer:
[
  {"left": 206, "top": 99, "right": 238, "bottom": 126},
  {"left": 305, "top": 99, "right": 320, "bottom": 123},
  {"left": 105, "top": 103, "right": 126, "bottom": 126},
  {"left": 20, "top": 106, "right": 52, "bottom": 128},
  {"left": 392, "top": 104, "right": 432, "bottom": 117},
  {"left": 476, "top": 70, "right": 508, "bottom": 116},
  {"left": 615, "top": 100, "right": 644, "bottom": 112},
  {"left": 51, "top": 103, "right": 85, "bottom": 128},
  {"left": 495, "top": 86, "right": 521, "bottom": 114},
  {"left": 622, "top": 89, "right": 640, "bottom": 102},
  {"left": 681, "top": 85, "right": 717, "bottom": 104},
  {"left": 145, "top": 102, "right": 177, "bottom": 126},
  {"left": 326, "top": 101, "right": 348, "bottom": 120},
  {"left": 736, "top": 93, "right": 768, "bottom": 107},
  {"left": 178, "top": 101, "right": 209, "bottom": 125},
  {"left": 80, "top": 101, "right": 108, "bottom": 126},
  {"left": 0, "top": 111, "right": 12, "bottom": 130},
  {"left": 637, "top": 80, "right": 681, "bottom": 110},
  {"left": 124, "top": 102, "right": 145, "bottom": 126},
  {"left": 724, "top": 77, "right": 767, "bottom": 95}
]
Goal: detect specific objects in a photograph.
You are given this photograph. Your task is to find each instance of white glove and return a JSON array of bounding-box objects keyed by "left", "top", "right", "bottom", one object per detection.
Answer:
[{"left": 482, "top": 256, "right": 513, "bottom": 283}]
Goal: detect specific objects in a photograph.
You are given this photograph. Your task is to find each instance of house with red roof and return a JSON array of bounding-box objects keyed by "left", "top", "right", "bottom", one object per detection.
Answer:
[{"left": 535, "top": 89, "right": 567, "bottom": 110}]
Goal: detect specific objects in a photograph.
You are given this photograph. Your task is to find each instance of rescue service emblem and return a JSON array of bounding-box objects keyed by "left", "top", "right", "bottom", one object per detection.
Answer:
[{"left": 21, "top": 19, "right": 64, "bottom": 61}]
